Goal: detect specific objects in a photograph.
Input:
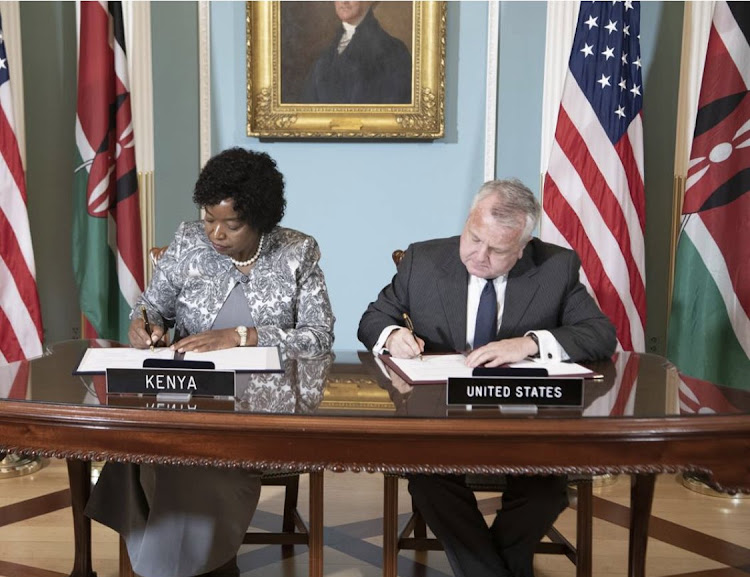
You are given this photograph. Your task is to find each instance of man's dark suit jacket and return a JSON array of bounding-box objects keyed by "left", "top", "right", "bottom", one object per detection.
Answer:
[
  {"left": 358, "top": 236, "right": 616, "bottom": 362},
  {"left": 299, "top": 9, "right": 411, "bottom": 104}
]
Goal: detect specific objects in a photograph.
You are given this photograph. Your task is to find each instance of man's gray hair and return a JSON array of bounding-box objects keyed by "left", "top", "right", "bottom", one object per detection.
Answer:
[{"left": 470, "top": 179, "right": 541, "bottom": 242}]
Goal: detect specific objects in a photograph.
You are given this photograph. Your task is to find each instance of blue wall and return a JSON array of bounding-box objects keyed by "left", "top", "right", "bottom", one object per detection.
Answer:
[
  {"left": 211, "top": 2, "right": 492, "bottom": 351},
  {"left": 208, "top": 1, "right": 682, "bottom": 353}
]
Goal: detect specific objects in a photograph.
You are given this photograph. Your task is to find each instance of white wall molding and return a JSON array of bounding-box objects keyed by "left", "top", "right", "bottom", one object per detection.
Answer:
[
  {"left": 198, "top": 0, "right": 211, "bottom": 169},
  {"left": 539, "top": 1, "right": 579, "bottom": 178},
  {"left": 122, "top": 0, "right": 155, "bottom": 274},
  {"left": 484, "top": 0, "right": 499, "bottom": 182},
  {"left": 2, "top": 1, "right": 25, "bottom": 169},
  {"left": 674, "top": 1, "right": 715, "bottom": 178}
]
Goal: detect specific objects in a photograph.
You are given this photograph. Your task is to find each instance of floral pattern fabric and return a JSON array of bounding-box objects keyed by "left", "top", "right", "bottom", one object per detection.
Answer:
[{"left": 133, "top": 221, "right": 335, "bottom": 356}]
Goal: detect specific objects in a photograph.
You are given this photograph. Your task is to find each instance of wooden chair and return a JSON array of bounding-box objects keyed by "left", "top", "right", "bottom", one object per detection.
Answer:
[
  {"left": 383, "top": 249, "right": 593, "bottom": 577},
  {"left": 383, "top": 475, "right": 592, "bottom": 577}
]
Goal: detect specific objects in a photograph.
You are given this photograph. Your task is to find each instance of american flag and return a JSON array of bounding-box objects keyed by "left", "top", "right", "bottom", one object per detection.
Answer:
[
  {"left": 0, "top": 14, "right": 44, "bottom": 363},
  {"left": 542, "top": 1, "right": 646, "bottom": 352}
]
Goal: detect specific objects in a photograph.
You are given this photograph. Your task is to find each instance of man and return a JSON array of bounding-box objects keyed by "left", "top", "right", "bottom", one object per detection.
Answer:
[
  {"left": 299, "top": 1, "right": 411, "bottom": 104},
  {"left": 358, "top": 179, "right": 616, "bottom": 577}
]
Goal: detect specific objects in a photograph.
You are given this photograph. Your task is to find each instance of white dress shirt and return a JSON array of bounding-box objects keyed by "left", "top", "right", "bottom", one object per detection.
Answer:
[
  {"left": 373, "top": 273, "right": 569, "bottom": 362},
  {"left": 337, "top": 21, "right": 357, "bottom": 53}
]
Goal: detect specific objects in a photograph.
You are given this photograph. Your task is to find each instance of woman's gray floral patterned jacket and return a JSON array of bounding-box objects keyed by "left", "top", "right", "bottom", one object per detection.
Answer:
[{"left": 133, "top": 221, "right": 335, "bottom": 356}]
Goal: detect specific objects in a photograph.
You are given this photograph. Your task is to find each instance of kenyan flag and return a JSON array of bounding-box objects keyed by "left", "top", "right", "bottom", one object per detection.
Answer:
[
  {"left": 667, "top": 1, "right": 750, "bottom": 391},
  {"left": 72, "top": 1, "right": 144, "bottom": 342}
]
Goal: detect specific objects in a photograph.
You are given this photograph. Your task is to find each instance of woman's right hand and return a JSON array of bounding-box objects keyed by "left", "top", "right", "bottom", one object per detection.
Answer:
[{"left": 128, "top": 316, "right": 166, "bottom": 349}]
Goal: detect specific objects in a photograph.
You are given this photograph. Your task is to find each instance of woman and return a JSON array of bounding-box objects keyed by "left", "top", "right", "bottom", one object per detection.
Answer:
[
  {"left": 130, "top": 147, "right": 333, "bottom": 356},
  {"left": 85, "top": 148, "right": 335, "bottom": 577}
]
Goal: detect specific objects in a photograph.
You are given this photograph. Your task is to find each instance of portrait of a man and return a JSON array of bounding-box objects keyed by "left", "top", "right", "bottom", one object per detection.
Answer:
[{"left": 281, "top": 1, "right": 413, "bottom": 105}]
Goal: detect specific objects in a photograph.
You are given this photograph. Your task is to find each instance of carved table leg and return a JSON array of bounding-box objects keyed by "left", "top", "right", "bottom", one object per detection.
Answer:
[
  {"left": 383, "top": 475, "right": 399, "bottom": 577},
  {"left": 66, "top": 459, "right": 96, "bottom": 577},
  {"left": 308, "top": 470, "right": 324, "bottom": 577},
  {"left": 628, "top": 473, "right": 656, "bottom": 577}
]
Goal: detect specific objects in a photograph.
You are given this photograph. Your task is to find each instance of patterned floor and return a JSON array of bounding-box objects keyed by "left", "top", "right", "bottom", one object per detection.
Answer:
[{"left": 0, "top": 459, "right": 749, "bottom": 577}]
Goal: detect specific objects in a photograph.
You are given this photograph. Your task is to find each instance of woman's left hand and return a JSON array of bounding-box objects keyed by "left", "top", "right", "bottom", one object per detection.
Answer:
[{"left": 171, "top": 327, "right": 258, "bottom": 353}]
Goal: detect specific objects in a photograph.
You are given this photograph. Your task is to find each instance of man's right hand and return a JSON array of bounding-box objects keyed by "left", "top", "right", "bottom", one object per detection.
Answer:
[{"left": 385, "top": 327, "right": 425, "bottom": 359}]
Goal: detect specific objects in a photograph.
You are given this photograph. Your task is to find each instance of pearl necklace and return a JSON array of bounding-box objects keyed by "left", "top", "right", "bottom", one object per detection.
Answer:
[{"left": 230, "top": 234, "right": 264, "bottom": 267}]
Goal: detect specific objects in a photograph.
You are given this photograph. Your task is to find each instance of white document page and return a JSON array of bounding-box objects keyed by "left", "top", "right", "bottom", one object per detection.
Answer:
[
  {"left": 387, "top": 354, "right": 594, "bottom": 383},
  {"left": 75, "top": 346, "right": 282, "bottom": 373},
  {"left": 75, "top": 347, "right": 175, "bottom": 373},
  {"left": 389, "top": 354, "right": 473, "bottom": 382}
]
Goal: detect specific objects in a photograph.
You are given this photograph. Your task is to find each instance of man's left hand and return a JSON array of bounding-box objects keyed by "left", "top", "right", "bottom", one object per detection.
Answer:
[{"left": 464, "top": 336, "right": 537, "bottom": 368}]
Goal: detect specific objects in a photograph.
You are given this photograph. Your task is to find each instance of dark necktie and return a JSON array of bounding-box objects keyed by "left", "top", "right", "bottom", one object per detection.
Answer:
[{"left": 473, "top": 279, "right": 497, "bottom": 348}]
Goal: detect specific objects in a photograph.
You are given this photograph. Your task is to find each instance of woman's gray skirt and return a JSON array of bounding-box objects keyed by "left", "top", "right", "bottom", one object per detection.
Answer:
[{"left": 85, "top": 462, "right": 261, "bottom": 577}]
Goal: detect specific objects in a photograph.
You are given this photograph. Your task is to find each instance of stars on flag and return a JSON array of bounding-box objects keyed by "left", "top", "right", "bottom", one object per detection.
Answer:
[{"left": 569, "top": 2, "right": 642, "bottom": 134}]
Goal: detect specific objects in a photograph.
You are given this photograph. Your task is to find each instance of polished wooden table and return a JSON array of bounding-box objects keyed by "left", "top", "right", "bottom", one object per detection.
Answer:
[{"left": 0, "top": 340, "right": 748, "bottom": 577}]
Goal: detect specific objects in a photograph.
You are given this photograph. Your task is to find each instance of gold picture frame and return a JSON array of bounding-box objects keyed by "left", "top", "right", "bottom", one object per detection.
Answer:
[{"left": 246, "top": 1, "right": 446, "bottom": 139}]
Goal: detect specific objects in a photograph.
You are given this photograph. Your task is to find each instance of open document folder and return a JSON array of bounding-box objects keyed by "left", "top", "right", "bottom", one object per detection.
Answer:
[
  {"left": 74, "top": 346, "right": 282, "bottom": 374},
  {"left": 379, "top": 353, "right": 596, "bottom": 385}
]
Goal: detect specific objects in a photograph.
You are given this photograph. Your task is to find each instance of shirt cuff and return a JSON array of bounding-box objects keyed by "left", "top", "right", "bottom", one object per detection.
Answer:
[
  {"left": 525, "top": 330, "right": 570, "bottom": 363},
  {"left": 372, "top": 325, "right": 401, "bottom": 354}
]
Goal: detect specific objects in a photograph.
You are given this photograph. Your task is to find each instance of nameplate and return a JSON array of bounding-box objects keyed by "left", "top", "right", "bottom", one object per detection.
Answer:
[
  {"left": 106, "top": 395, "right": 236, "bottom": 411},
  {"left": 106, "top": 368, "right": 235, "bottom": 397},
  {"left": 447, "top": 377, "right": 583, "bottom": 407}
]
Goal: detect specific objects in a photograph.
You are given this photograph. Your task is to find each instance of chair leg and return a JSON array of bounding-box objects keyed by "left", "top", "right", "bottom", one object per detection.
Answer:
[
  {"left": 308, "top": 471, "right": 324, "bottom": 577},
  {"left": 119, "top": 537, "right": 136, "bottom": 577},
  {"left": 281, "top": 475, "right": 300, "bottom": 557},
  {"left": 282, "top": 475, "right": 300, "bottom": 533},
  {"left": 575, "top": 479, "right": 593, "bottom": 577},
  {"left": 412, "top": 504, "right": 427, "bottom": 540},
  {"left": 383, "top": 475, "right": 399, "bottom": 577}
]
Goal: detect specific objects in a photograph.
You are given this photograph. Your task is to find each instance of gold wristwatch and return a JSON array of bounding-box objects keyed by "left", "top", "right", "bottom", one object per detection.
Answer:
[{"left": 235, "top": 325, "right": 248, "bottom": 347}]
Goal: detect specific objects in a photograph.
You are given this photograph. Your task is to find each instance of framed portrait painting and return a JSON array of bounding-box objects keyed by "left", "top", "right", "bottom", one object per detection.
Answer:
[{"left": 246, "top": 1, "right": 446, "bottom": 139}]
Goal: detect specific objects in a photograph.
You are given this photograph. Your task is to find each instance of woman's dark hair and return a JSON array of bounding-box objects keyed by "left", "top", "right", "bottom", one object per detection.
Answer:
[{"left": 192, "top": 148, "right": 286, "bottom": 233}]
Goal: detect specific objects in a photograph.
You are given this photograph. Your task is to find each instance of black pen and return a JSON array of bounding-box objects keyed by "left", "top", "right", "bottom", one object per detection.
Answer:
[
  {"left": 402, "top": 312, "right": 423, "bottom": 361},
  {"left": 141, "top": 306, "right": 155, "bottom": 352}
]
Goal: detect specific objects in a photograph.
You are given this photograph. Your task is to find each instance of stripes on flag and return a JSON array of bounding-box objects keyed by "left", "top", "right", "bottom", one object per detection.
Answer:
[
  {"left": 73, "top": 1, "right": 144, "bottom": 342},
  {"left": 0, "top": 13, "right": 43, "bottom": 364},
  {"left": 679, "top": 373, "right": 740, "bottom": 415},
  {"left": 667, "top": 1, "right": 750, "bottom": 391},
  {"left": 0, "top": 358, "right": 29, "bottom": 399},
  {"left": 583, "top": 352, "right": 639, "bottom": 417},
  {"left": 542, "top": 1, "right": 646, "bottom": 352}
]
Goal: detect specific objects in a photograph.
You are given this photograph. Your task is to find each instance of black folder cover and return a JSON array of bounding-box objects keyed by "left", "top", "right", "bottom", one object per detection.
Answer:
[
  {"left": 143, "top": 358, "right": 215, "bottom": 370},
  {"left": 472, "top": 366, "right": 548, "bottom": 377}
]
